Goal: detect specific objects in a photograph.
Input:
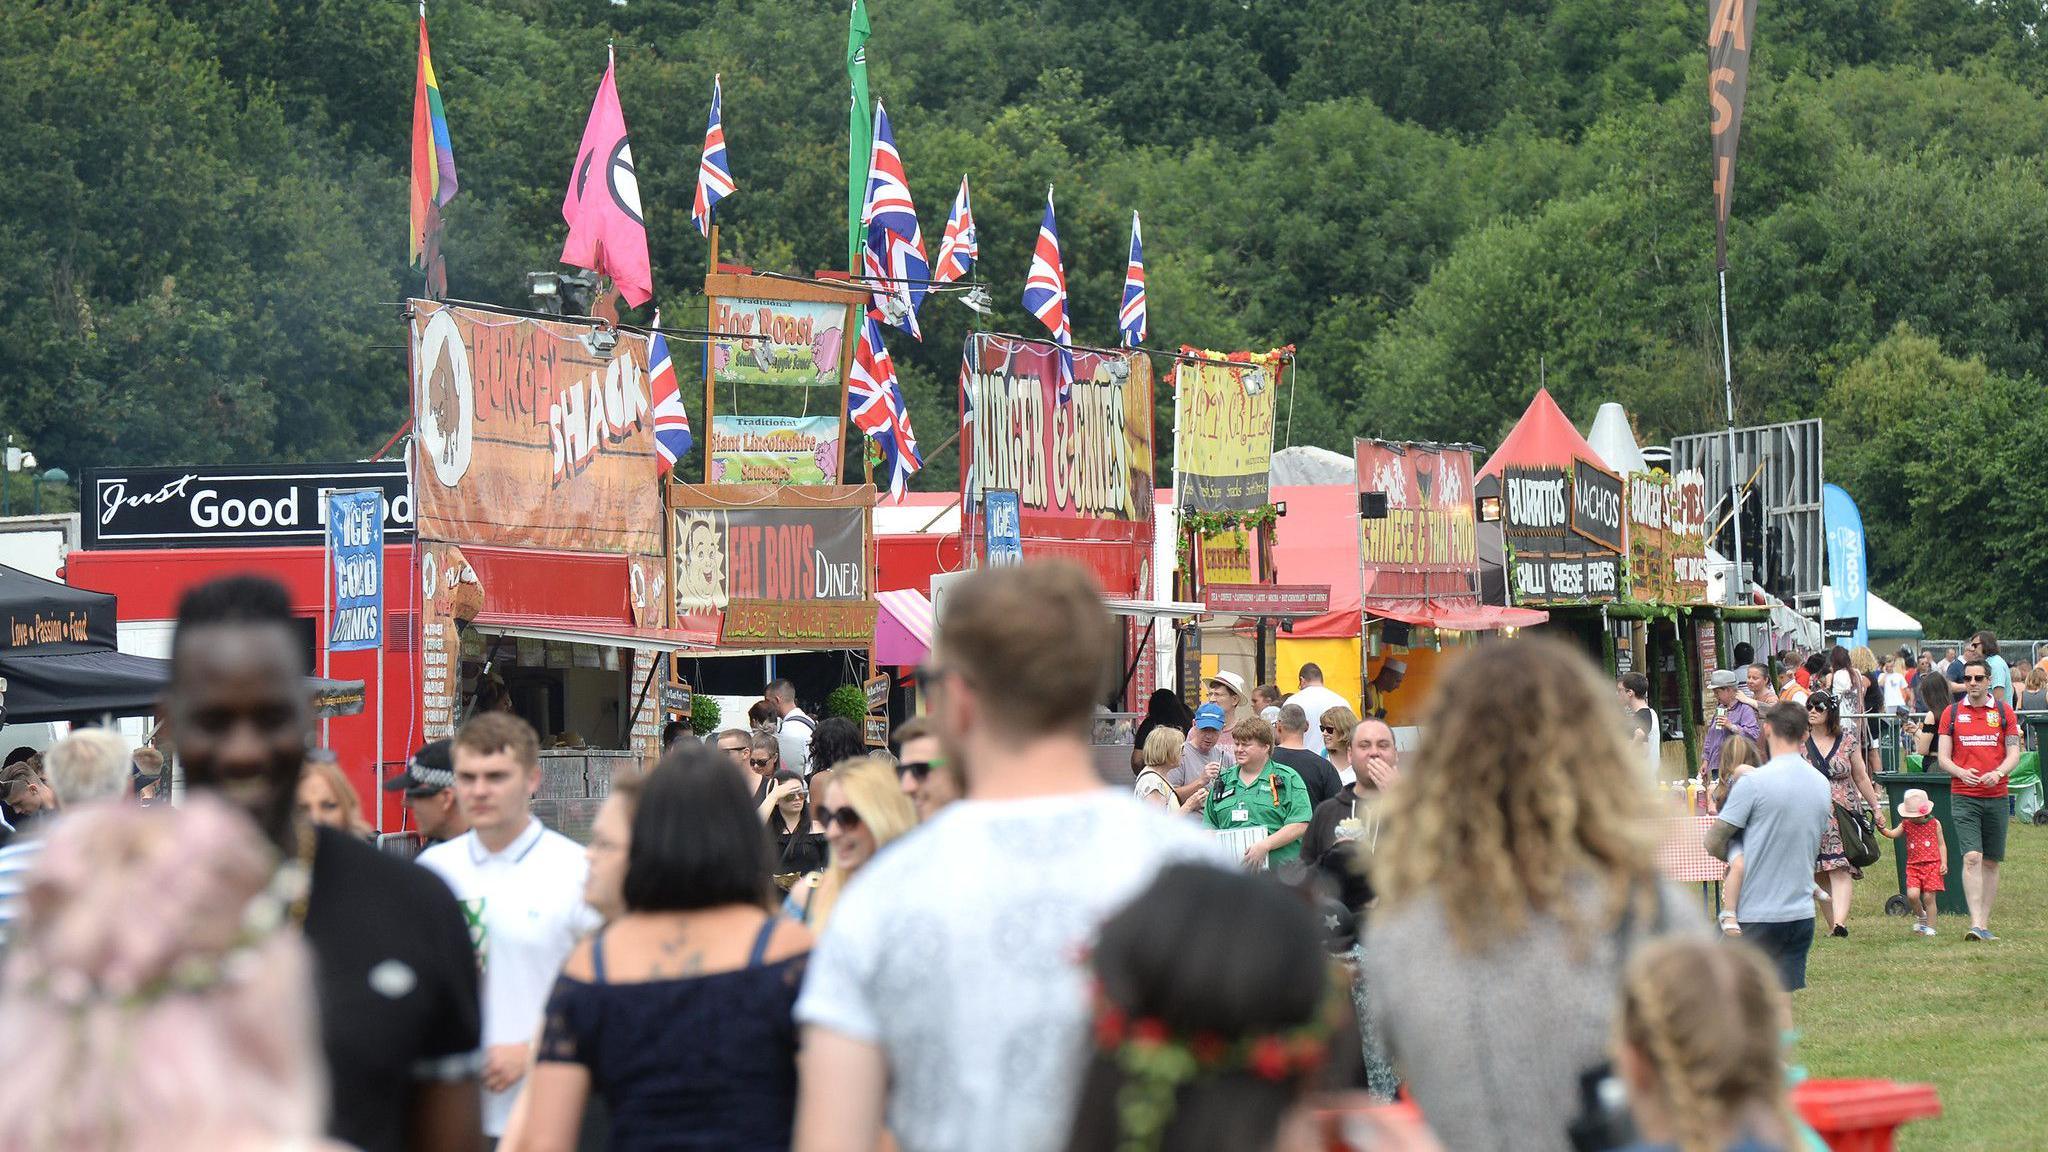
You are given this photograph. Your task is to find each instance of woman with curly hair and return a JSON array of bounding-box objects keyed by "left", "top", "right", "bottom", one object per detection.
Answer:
[
  {"left": 1363, "top": 636, "right": 1705, "bottom": 1152},
  {"left": 806, "top": 716, "right": 868, "bottom": 779},
  {"left": 1609, "top": 938, "right": 1797, "bottom": 1152}
]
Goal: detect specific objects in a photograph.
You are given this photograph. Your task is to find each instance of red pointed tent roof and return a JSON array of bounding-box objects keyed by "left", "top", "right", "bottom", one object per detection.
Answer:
[{"left": 1477, "top": 388, "right": 1600, "bottom": 479}]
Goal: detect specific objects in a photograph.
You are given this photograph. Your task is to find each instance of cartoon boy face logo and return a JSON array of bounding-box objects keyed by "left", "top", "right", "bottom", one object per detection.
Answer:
[{"left": 676, "top": 512, "right": 728, "bottom": 614}]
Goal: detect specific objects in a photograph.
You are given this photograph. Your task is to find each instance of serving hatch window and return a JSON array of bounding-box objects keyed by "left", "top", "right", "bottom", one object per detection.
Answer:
[{"left": 463, "top": 628, "right": 633, "bottom": 751}]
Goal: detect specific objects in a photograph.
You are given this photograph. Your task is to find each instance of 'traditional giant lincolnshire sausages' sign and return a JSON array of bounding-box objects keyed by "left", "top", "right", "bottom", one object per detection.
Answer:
[
  {"left": 411, "top": 300, "right": 662, "bottom": 555},
  {"left": 671, "top": 484, "right": 874, "bottom": 647}
]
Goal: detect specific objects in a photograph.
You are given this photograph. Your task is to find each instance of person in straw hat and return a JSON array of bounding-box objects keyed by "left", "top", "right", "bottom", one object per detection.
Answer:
[{"left": 1878, "top": 788, "right": 1949, "bottom": 936}]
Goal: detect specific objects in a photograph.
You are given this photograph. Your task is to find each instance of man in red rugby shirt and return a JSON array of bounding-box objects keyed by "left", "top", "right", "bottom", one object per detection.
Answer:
[{"left": 1937, "top": 657, "right": 2021, "bottom": 941}]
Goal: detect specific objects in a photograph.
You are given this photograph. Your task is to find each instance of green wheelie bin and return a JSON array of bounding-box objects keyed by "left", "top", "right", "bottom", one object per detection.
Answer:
[{"left": 1875, "top": 771, "right": 1971, "bottom": 918}]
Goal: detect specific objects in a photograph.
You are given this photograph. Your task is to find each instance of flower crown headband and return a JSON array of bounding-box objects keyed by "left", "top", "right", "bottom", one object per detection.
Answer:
[
  {"left": 1089, "top": 971, "right": 1344, "bottom": 1152},
  {"left": 28, "top": 832, "right": 310, "bottom": 1013}
]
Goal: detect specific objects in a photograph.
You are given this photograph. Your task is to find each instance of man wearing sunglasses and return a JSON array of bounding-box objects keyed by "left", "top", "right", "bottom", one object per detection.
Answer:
[
  {"left": 793, "top": 562, "right": 1217, "bottom": 1152},
  {"left": 891, "top": 718, "right": 960, "bottom": 822},
  {"left": 1937, "top": 657, "right": 2020, "bottom": 940}
]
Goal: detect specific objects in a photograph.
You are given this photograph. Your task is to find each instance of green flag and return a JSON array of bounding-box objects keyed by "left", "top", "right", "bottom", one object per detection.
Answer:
[{"left": 847, "top": 0, "right": 872, "bottom": 272}]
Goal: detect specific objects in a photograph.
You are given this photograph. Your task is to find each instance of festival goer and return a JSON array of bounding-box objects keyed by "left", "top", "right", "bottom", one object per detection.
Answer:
[
  {"left": 131, "top": 744, "right": 166, "bottom": 804},
  {"left": 1914, "top": 676, "right": 1953, "bottom": 758},
  {"left": 1620, "top": 672, "right": 1659, "bottom": 780},
  {"left": 516, "top": 748, "right": 811, "bottom": 1152},
  {"left": 1205, "top": 670, "right": 1248, "bottom": 725},
  {"left": 1703, "top": 734, "right": 1763, "bottom": 938},
  {"left": 748, "top": 698, "right": 782, "bottom": 740},
  {"left": 1853, "top": 647, "right": 1886, "bottom": 777},
  {"left": 1203, "top": 717, "right": 1312, "bottom": 868},
  {"left": 1941, "top": 646, "right": 1965, "bottom": 688},
  {"left": 1974, "top": 631, "right": 2012, "bottom": 705},
  {"left": 660, "top": 720, "right": 690, "bottom": 753},
  {"left": 793, "top": 562, "right": 1218, "bottom": 1152},
  {"left": 892, "top": 718, "right": 962, "bottom": 821},
  {"left": 745, "top": 733, "right": 782, "bottom": 804},
  {"left": 1877, "top": 788, "right": 1948, "bottom": 937},
  {"left": 1880, "top": 656, "right": 1910, "bottom": 717},
  {"left": 0, "top": 758, "right": 55, "bottom": 836},
  {"left": 1702, "top": 670, "right": 1758, "bottom": 774},
  {"left": 166, "top": 575, "right": 483, "bottom": 1152},
  {"left": 384, "top": 740, "right": 471, "bottom": 846},
  {"left": 794, "top": 756, "right": 916, "bottom": 930},
  {"left": 1064, "top": 865, "right": 1341, "bottom": 1152},
  {"left": 418, "top": 711, "right": 600, "bottom": 1143},
  {"left": 806, "top": 716, "right": 866, "bottom": 779},
  {"left": 0, "top": 728, "right": 132, "bottom": 944},
  {"left": 1320, "top": 705, "right": 1361, "bottom": 772},
  {"left": 1744, "top": 663, "right": 1779, "bottom": 711},
  {"left": 297, "top": 752, "right": 374, "bottom": 839},
  {"left": 1365, "top": 637, "right": 1704, "bottom": 1152},
  {"left": 1136, "top": 727, "right": 1204, "bottom": 815},
  {"left": 1289, "top": 662, "right": 1351, "bottom": 738},
  {"left": 1253, "top": 682, "right": 1284, "bottom": 726},
  {"left": 767, "top": 680, "right": 817, "bottom": 777},
  {"left": 1826, "top": 647, "right": 1858, "bottom": 731},
  {"left": 1607, "top": 938, "right": 1797, "bottom": 1152},
  {"left": 1804, "top": 690, "right": 1883, "bottom": 937},
  {"left": 1270, "top": 704, "right": 1343, "bottom": 808},
  {"left": 716, "top": 728, "right": 753, "bottom": 776},
  {"left": 0, "top": 799, "right": 351, "bottom": 1152},
  {"left": 1133, "top": 687, "right": 1196, "bottom": 756},
  {"left": 2021, "top": 666, "right": 2048, "bottom": 752},
  {"left": 763, "top": 770, "right": 829, "bottom": 879},
  {"left": 1708, "top": 703, "right": 1832, "bottom": 991},
  {"left": 1307, "top": 717, "right": 1403, "bottom": 1103},
  {"left": 582, "top": 770, "right": 642, "bottom": 923},
  {"left": 1936, "top": 658, "right": 2019, "bottom": 941},
  {"left": 1167, "top": 702, "right": 1235, "bottom": 803},
  {"left": 1731, "top": 641, "right": 1755, "bottom": 672}
]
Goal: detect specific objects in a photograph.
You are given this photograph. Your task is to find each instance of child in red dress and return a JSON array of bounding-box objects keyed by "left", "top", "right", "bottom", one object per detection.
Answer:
[{"left": 1879, "top": 788, "right": 1948, "bottom": 936}]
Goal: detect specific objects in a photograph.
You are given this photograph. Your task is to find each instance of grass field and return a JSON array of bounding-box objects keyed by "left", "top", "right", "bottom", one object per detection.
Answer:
[{"left": 1793, "top": 820, "right": 2047, "bottom": 1150}]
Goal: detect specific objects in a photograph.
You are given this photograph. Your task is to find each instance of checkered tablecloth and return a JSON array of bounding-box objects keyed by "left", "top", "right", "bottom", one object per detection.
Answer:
[{"left": 1656, "top": 814, "right": 1728, "bottom": 884}]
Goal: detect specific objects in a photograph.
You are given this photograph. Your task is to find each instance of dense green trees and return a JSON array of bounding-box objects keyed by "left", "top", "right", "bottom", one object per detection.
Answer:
[{"left": 7, "top": 0, "right": 2048, "bottom": 626}]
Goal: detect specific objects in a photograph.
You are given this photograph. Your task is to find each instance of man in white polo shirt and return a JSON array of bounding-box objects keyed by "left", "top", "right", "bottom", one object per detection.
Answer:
[{"left": 418, "top": 711, "right": 599, "bottom": 1142}]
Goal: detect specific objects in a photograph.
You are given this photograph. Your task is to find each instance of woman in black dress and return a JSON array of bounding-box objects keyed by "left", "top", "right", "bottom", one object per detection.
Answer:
[{"left": 517, "top": 745, "right": 811, "bottom": 1152}]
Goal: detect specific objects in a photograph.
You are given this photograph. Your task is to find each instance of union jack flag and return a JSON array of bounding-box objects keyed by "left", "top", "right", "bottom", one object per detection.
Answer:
[
  {"left": 934, "top": 175, "right": 976, "bottom": 284},
  {"left": 1119, "top": 211, "right": 1147, "bottom": 347},
  {"left": 691, "top": 74, "right": 736, "bottom": 238},
  {"left": 861, "top": 102, "right": 929, "bottom": 339},
  {"left": 849, "top": 311, "right": 922, "bottom": 500},
  {"left": 1021, "top": 186, "right": 1073, "bottom": 404},
  {"left": 647, "top": 312, "right": 693, "bottom": 476}
]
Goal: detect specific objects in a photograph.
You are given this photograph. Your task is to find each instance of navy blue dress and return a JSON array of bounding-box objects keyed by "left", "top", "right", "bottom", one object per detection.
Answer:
[{"left": 539, "top": 917, "right": 807, "bottom": 1151}]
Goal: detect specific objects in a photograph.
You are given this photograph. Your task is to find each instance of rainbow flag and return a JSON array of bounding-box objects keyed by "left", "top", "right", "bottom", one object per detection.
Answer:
[{"left": 409, "top": 13, "right": 458, "bottom": 266}]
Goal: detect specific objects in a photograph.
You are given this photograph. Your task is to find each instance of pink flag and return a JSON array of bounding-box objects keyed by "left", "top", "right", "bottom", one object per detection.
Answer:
[{"left": 561, "top": 50, "right": 653, "bottom": 307}]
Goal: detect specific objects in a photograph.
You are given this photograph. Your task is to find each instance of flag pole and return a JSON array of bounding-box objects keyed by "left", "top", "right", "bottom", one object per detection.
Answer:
[{"left": 1717, "top": 266, "right": 1743, "bottom": 601}]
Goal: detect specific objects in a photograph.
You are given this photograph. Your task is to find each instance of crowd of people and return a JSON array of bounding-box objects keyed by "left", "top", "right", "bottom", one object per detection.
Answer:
[
  {"left": 1685, "top": 633, "right": 2026, "bottom": 946},
  {"left": 0, "top": 563, "right": 1985, "bottom": 1152}
]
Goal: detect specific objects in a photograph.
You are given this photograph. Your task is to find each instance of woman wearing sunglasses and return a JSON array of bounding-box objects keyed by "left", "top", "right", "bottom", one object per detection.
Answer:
[
  {"left": 1319, "top": 705, "right": 1360, "bottom": 769},
  {"left": 1806, "top": 689, "right": 1885, "bottom": 937},
  {"left": 791, "top": 757, "right": 917, "bottom": 932}
]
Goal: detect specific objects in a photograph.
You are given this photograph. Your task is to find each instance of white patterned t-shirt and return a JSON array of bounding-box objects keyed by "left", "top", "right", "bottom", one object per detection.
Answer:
[{"left": 795, "top": 789, "right": 1221, "bottom": 1152}]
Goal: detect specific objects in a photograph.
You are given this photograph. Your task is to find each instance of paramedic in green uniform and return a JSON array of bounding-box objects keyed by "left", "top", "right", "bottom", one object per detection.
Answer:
[{"left": 1203, "top": 716, "right": 1313, "bottom": 867}]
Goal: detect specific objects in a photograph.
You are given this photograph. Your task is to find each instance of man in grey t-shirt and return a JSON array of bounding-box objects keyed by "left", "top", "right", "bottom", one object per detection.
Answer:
[
  {"left": 1708, "top": 700, "right": 1831, "bottom": 990},
  {"left": 1166, "top": 702, "right": 1234, "bottom": 803}
]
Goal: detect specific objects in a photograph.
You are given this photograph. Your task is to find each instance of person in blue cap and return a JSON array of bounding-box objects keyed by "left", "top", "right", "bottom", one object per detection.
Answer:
[{"left": 1165, "top": 701, "right": 1236, "bottom": 804}]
